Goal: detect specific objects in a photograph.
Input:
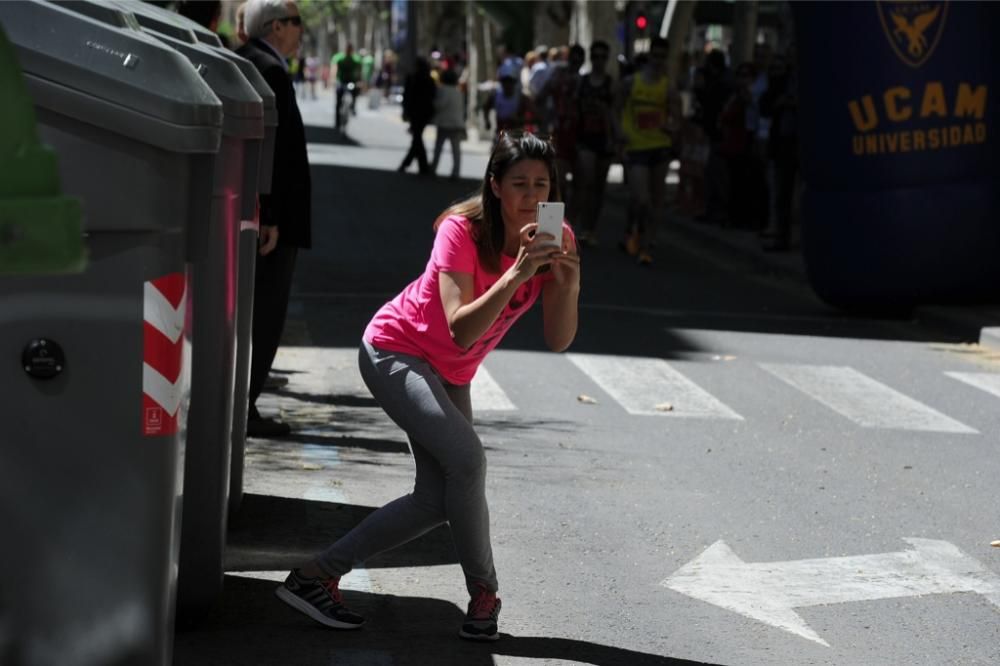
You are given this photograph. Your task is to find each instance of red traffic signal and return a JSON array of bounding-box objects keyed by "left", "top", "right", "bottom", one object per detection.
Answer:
[{"left": 635, "top": 12, "right": 648, "bottom": 30}]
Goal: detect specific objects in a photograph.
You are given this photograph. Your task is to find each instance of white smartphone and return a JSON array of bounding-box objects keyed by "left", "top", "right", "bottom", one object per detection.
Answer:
[{"left": 535, "top": 202, "right": 565, "bottom": 249}]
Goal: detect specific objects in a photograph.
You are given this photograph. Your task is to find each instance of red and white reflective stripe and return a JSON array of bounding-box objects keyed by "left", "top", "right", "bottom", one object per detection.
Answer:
[
  {"left": 142, "top": 273, "right": 186, "bottom": 436},
  {"left": 241, "top": 200, "right": 261, "bottom": 233}
]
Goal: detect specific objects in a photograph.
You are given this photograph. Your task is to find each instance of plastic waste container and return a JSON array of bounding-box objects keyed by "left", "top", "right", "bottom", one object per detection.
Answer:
[
  {"left": 171, "top": 14, "right": 280, "bottom": 518},
  {"left": 102, "top": 0, "right": 266, "bottom": 620},
  {"left": 0, "top": 1, "right": 222, "bottom": 664}
]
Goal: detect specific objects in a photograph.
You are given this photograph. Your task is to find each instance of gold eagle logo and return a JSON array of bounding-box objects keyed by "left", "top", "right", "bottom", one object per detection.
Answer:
[
  {"left": 891, "top": 6, "right": 940, "bottom": 57},
  {"left": 877, "top": 1, "right": 948, "bottom": 68}
]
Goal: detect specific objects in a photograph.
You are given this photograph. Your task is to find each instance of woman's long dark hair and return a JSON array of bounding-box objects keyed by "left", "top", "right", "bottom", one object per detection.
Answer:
[{"left": 434, "top": 132, "right": 561, "bottom": 274}]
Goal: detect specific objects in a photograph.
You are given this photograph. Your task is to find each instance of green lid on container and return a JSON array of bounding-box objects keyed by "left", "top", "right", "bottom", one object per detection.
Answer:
[{"left": 0, "top": 26, "right": 85, "bottom": 275}]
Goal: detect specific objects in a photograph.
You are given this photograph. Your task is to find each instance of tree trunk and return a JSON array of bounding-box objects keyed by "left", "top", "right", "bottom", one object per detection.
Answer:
[
  {"left": 730, "top": 0, "right": 758, "bottom": 67},
  {"left": 665, "top": 0, "right": 696, "bottom": 86}
]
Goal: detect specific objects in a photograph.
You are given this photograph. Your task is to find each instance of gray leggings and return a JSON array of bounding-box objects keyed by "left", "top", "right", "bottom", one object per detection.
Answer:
[{"left": 316, "top": 340, "right": 497, "bottom": 595}]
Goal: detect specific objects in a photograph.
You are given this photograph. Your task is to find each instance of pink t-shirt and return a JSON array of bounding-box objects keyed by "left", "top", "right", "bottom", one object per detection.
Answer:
[{"left": 364, "top": 214, "right": 574, "bottom": 385}]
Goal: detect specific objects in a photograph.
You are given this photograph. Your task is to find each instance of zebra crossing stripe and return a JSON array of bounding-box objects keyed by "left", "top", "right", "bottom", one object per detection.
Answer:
[
  {"left": 760, "top": 364, "right": 978, "bottom": 434},
  {"left": 567, "top": 354, "right": 743, "bottom": 419},
  {"left": 945, "top": 371, "right": 1000, "bottom": 400},
  {"left": 274, "top": 347, "right": 519, "bottom": 412},
  {"left": 472, "top": 366, "right": 516, "bottom": 412}
]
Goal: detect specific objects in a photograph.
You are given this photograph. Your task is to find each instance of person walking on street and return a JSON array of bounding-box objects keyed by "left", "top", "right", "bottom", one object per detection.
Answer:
[
  {"left": 239, "top": 0, "right": 311, "bottom": 438},
  {"left": 759, "top": 52, "right": 798, "bottom": 251},
  {"left": 275, "top": 132, "right": 581, "bottom": 642},
  {"left": 573, "top": 40, "right": 616, "bottom": 247},
  {"left": 535, "top": 44, "right": 584, "bottom": 226},
  {"left": 430, "top": 68, "right": 466, "bottom": 179},
  {"left": 331, "top": 43, "right": 361, "bottom": 130},
  {"left": 483, "top": 62, "right": 533, "bottom": 140},
  {"left": 398, "top": 57, "right": 436, "bottom": 175},
  {"left": 718, "top": 62, "right": 767, "bottom": 231},
  {"left": 614, "top": 37, "right": 681, "bottom": 265}
]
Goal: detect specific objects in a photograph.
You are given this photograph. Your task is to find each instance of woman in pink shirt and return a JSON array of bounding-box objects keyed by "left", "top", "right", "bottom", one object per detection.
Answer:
[{"left": 276, "top": 132, "right": 580, "bottom": 641}]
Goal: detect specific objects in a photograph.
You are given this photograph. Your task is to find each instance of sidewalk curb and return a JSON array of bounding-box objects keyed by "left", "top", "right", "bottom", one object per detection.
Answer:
[
  {"left": 979, "top": 327, "right": 1000, "bottom": 352},
  {"left": 665, "top": 216, "right": 1000, "bottom": 344}
]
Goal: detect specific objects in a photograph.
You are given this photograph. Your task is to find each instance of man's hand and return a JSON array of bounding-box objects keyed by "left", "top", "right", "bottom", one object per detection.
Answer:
[{"left": 259, "top": 225, "right": 279, "bottom": 256}]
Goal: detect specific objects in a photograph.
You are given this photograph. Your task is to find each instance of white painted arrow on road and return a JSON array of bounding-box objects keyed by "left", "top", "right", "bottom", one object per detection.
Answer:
[{"left": 661, "top": 538, "right": 1000, "bottom": 647}]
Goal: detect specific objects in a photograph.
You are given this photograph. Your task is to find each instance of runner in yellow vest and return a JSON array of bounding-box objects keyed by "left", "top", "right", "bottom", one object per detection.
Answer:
[{"left": 614, "top": 37, "right": 682, "bottom": 265}]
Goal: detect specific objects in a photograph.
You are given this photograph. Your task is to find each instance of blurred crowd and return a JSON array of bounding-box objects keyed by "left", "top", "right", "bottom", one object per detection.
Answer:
[
  {"left": 218, "top": 0, "right": 801, "bottom": 260},
  {"left": 389, "top": 38, "right": 801, "bottom": 259}
]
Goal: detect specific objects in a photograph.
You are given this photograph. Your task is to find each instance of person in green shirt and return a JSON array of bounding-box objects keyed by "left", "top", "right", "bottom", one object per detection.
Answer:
[
  {"left": 360, "top": 48, "right": 374, "bottom": 89},
  {"left": 331, "top": 43, "right": 362, "bottom": 129}
]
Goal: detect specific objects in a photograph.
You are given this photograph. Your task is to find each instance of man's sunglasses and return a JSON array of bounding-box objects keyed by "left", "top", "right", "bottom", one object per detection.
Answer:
[{"left": 277, "top": 15, "right": 302, "bottom": 26}]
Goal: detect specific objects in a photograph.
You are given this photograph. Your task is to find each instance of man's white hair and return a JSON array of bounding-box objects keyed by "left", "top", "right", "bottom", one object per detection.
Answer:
[{"left": 244, "top": 0, "right": 289, "bottom": 40}]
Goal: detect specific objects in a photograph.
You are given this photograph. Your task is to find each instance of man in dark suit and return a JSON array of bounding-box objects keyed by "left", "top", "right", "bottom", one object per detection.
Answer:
[{"left": 239, "top": 0, "right": 310, "bottom": 437}]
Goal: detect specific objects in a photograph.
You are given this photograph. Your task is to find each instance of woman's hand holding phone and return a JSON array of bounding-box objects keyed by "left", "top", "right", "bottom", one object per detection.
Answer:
[
  {"left": 549, "top": 229, "right": 581, "bottom": 289},
  {"left": 509, "top": 223, "right": 560, "bottom": 287}
]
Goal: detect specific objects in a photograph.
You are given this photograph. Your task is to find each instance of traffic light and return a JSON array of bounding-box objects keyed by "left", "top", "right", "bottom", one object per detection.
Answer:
[{"left": 634, "top": 11, "right": 648, "bottom": 32}]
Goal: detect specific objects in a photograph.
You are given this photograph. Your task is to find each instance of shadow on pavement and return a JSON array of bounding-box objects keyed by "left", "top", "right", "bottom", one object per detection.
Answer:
[
  {"left": 174, "top": 576, "right": 720, "bottom": 666},
  {"left": 305, "top": 125, "right": 361, "bottom": 146},
  {"left": 302, "top": 160, "right": 961, "bottom": 349},
  {"left": 274, "top": 389, "right": 380, "bottom": 409},
  {"left": 282, "top": 431, "right": 410, "bottom": 455},
  {"left": 226, "top": 494, "right": 458, "bottom": 572}
]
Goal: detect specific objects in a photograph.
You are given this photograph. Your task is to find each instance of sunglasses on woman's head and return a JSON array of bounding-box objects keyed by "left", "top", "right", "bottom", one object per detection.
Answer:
[
  {"left": 277, "top": 15, "right": 302, "bottom": 26},
  {"left": 498, "top": 129, "right": 552, "bottom": 142}
]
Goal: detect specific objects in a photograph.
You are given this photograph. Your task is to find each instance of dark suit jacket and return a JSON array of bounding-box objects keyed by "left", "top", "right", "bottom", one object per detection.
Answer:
[{"left": 237, "top": 38, "right": 312, "bottom": 249}]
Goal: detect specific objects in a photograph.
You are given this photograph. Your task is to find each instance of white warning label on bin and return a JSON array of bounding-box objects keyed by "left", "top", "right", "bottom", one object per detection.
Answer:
[{"left": 143, "top": 272, "right": 187, "bottom": 436}]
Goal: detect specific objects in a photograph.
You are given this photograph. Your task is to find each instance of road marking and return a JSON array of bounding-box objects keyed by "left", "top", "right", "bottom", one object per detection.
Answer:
[
  {"left": 588, "top": 303, "right": 878, "bottom": 324},
  {"left": 945, "top": 371, "right": 1000, "bottom": 400},
  {"left": 661, "top": 538, "right": 1000, "bottom": 647},
  {"left": 472, "top": 365, "right": 516, "bottom": 412},
  {"left": 567, "top": 354, "right": 743, "bottom": 419},
  {"left": 274, "top": 347, "right": 518, "bottom": 413},
  {"left": 760, "top": 363, "right": 977, "bottom": 433}
]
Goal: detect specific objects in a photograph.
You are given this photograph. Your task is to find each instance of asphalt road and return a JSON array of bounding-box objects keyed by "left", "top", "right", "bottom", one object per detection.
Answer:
[{"left": 173, "top": 89, "right": 1000, "bottom": 666}]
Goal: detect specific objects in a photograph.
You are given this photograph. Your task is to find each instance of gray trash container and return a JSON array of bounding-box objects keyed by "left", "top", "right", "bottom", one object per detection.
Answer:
[
  {"left": 0, "top": 1, "right": 221, "bottom": 664},
  {"left": 171, "top": 15, "right": 280, "bottom": 518},
  {"left": 104, "top": 0, "right": 266, "bottom": 620}
]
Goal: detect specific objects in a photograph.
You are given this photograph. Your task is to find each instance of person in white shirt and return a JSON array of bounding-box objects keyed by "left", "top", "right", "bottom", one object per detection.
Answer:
[{"left": 431, "top": 69, "right": 466, "bottom": 179}]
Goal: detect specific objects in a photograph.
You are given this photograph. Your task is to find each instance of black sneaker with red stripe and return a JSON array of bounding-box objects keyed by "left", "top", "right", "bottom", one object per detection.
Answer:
[
  {"left": 458, "top": 582, "right": 501, "bottom": 641},
  {"left": 275, "top": 569, "right": 365, "bottom": 630}
]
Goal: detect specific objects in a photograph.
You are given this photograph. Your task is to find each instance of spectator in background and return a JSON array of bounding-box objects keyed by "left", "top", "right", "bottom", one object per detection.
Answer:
[
  {"left": 239, "top": 0, "right": 311, "bottom": 437},
  {"left": 521, "top": 51, "right": 537, "bottom": 95},
  {"left": 759, "top": 52, "right": 798, "bottom": 251},
  {"left": 694, "top": 49, "right": 732, "bottom": 225},
  {"left": 177, "top": 0, "right": 228, "bottom": 45},
  {"left": 528, "top": 45, "right": 550, "bottom": 98},
  {"left": 431, "top": 68, "right": 466, "bottom": 179},
  {"left": 483, "top": 61, "right": 533, "bottom": 139},
  {"left": 398, "top": 57, "right": 436, "bottom": 175},
  {"left": 360, "top": 48, "right": 375, "bottom": 89},
  {"left": 718, "top": 62, "right": 767, "bottom": 230},
  {"left": 234, "top": 2, "right": 248, "bottom": 45},
  {"left": 531, "top": 46, "right": 564, "bottom": 134},
  {"left": 574, "top": 40, "right": 616, "bottom": 247},
  {"left": 376, "top": 49, "right": 397, "bottom": 98},
  {"left": 537, "top": 44, "right": 584, "bottom": 225},
  {"left": 304, "top": 54, "right": 319, "bottom": 99}
]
